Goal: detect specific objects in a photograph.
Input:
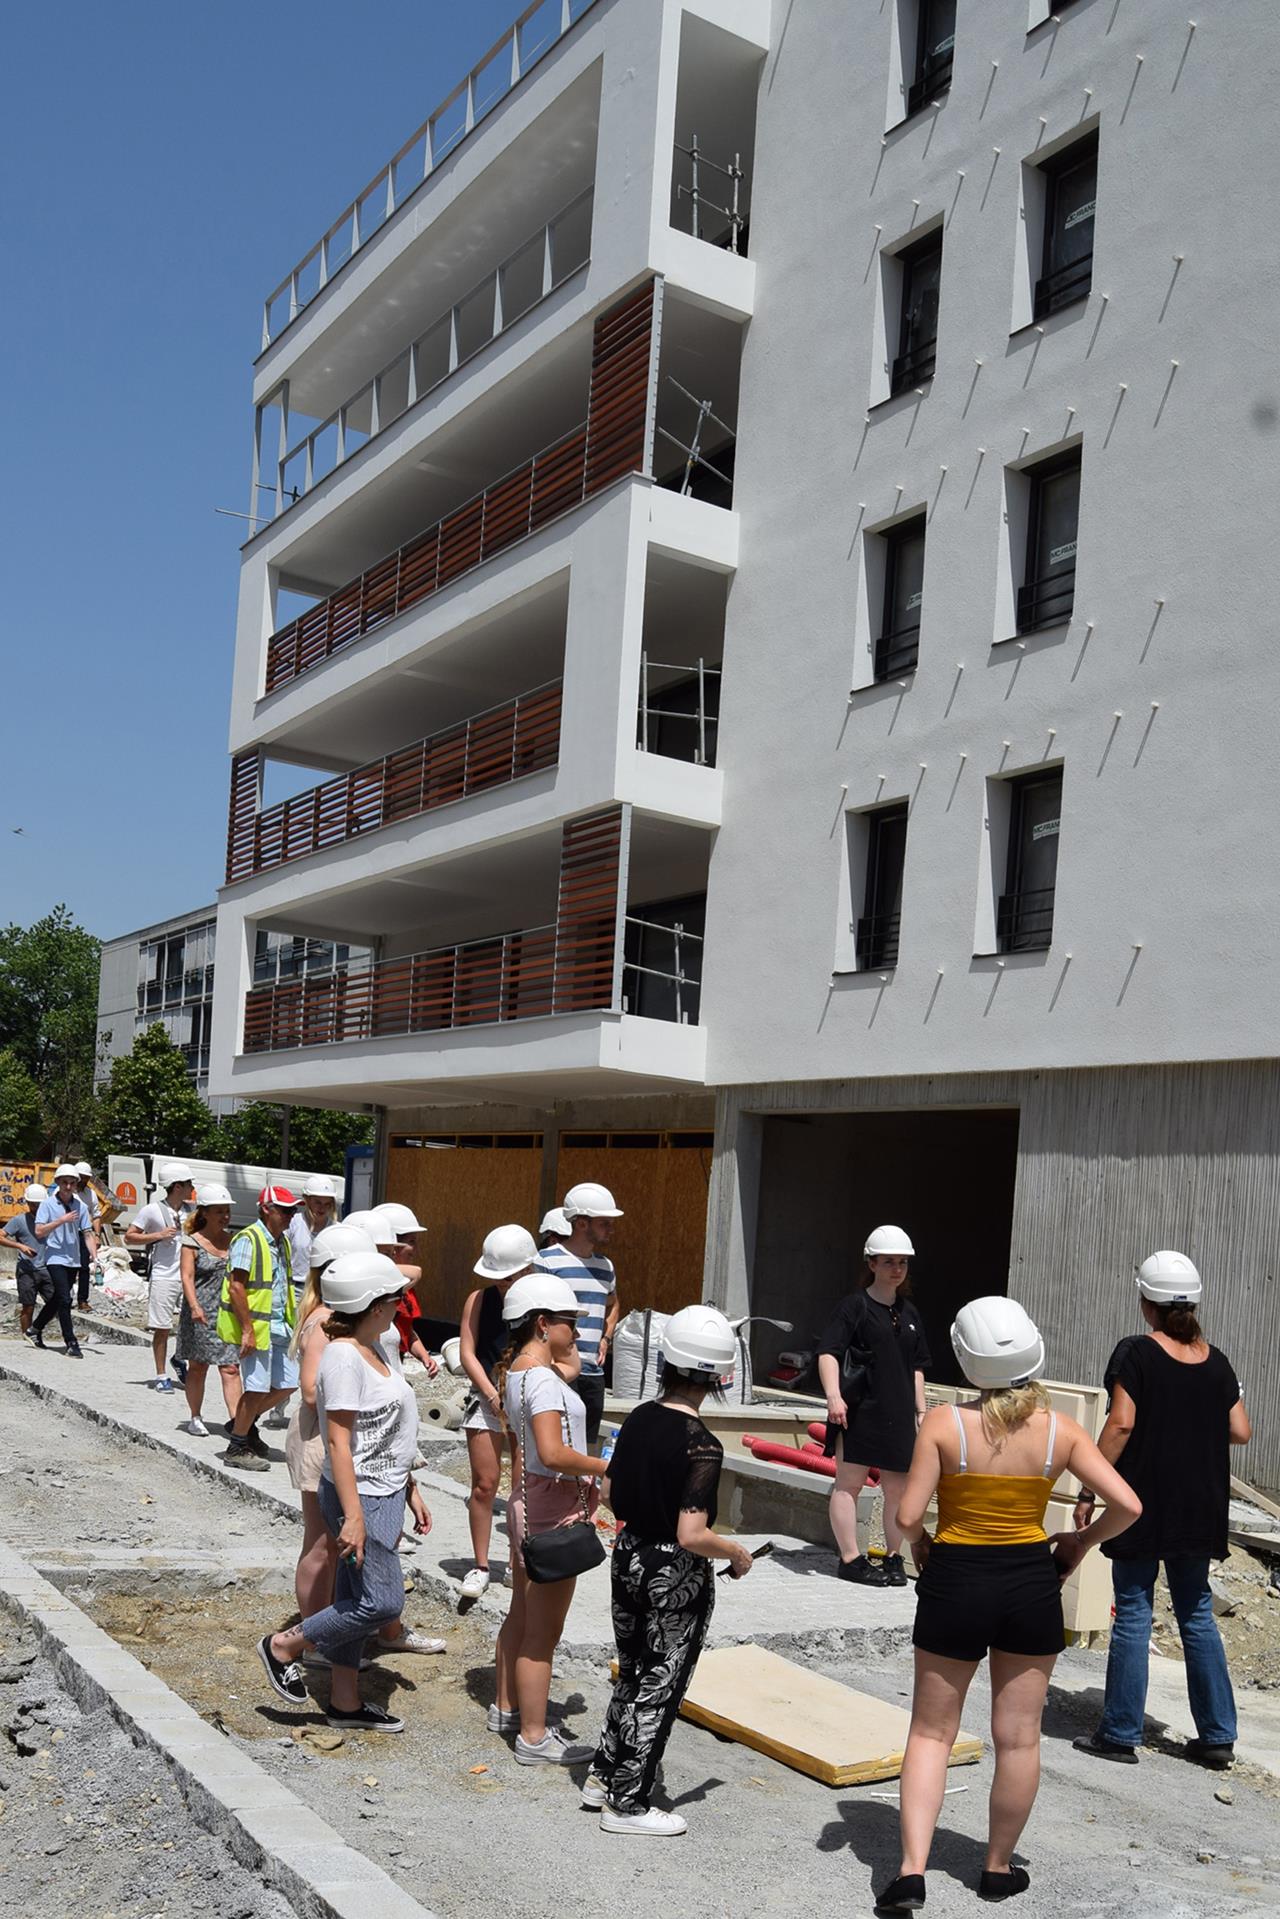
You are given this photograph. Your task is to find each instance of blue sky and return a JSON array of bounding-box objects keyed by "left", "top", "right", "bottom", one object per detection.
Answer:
[{"left": 1, "top": 0, "right": 524, "bottom": 941}]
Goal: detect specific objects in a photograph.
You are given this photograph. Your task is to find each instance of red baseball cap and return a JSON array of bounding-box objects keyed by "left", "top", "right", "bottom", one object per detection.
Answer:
[{"left": 259, "top": 1185, "right": 299, "bottom": 1209}]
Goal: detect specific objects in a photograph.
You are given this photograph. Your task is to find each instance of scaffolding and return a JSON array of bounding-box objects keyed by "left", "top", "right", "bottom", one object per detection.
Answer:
[
  {"left": 674, "top": 135, "right": 747, "bottom": 253},
  {"left": 637, "top": 654, "right": 721, "bottom": 766}
]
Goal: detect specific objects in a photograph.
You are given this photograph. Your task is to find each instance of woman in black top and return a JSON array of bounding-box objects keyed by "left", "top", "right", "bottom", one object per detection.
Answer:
[
  {"left": 457, "top": 1225, "right": 539, "bottom": 1607},
  {"left": 585, "top": 1306, "right": 753, "bottom": 1838},
  {"left": 1074, "top": 1250, "right": 1252, "bottom": 1770},
  {"left": 817, "top": 1225, "right": 931, "bottom": 1589}
]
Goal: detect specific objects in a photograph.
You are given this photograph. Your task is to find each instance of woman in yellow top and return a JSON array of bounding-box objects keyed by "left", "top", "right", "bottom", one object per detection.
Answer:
[{"left": 876, "top": 1298, "right": 1140, "bottom": 1915}]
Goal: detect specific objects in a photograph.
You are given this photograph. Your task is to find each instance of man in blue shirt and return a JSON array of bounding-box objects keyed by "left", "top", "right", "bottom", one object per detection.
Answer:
[
  {"left": 0, "top": 1183, "right": 53, "bottom": 1336},
  {"left": 33, "top": 1164, "right": 98, "bottom": 1357}
]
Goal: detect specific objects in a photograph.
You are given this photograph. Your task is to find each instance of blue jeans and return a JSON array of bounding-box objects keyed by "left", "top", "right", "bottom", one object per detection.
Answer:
[{"left": 1100, "top": 1555, "right": 1237, "bottom": 1748}]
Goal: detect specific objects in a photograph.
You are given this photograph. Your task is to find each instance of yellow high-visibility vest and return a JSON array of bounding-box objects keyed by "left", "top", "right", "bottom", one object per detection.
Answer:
[{"left": 217, "top": 1221, "right": 295, "bottom": 1351}]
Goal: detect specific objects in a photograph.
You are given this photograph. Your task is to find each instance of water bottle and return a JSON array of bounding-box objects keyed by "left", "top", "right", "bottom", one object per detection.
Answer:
[{"left": 600, "top": 1424, "right": 621, "bottom": 1465}]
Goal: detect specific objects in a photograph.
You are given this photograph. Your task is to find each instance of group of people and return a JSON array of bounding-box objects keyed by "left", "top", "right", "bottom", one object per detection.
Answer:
[
  {"left": 811, "top": 1226, "right": 1251, "bottom": 1912},
  {"left": 1, "top": 1161, "right": 101, "bottom": 1350},
  {"left": 4, "top": 1164, "right": 1254, "bottom": 1874}
]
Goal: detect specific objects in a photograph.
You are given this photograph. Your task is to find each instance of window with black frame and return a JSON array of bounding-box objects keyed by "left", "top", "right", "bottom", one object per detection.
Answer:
[
  {"left": 857, "top": 805, "right": 908, "bottom": 970},
  {"left": 1018, "top": 451, "right": 1080, "bottom": 633},
  {"left": 1035, "top": 134, "right": 1097, "bottom": 320},
  {"left": 891, "top": 232, "right": 942, "bottom": 394},
  {"left": 907, "top": 0, "right": 956, "bottom": 116},
  {"left": 876, "top": 518, "right": 926, "bottom": 678},
  {"left": 998, "top": 771, "right": 1061, "bottom": 953}
]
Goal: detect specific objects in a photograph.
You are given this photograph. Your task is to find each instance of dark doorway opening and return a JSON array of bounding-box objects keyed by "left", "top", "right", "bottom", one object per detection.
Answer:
[{"left": 750, "top": 1107, "right": 1020, "bottom": 1387}]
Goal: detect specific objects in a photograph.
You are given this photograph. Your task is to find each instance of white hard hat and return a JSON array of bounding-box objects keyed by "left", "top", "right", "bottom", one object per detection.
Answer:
[
  {"left": 53, "top": 1163, "right": 78, "bottom": 1181},
  {"left": 539, "top": 1207, "right": 571, "bottom": 1237},
  {"left": 312, "top": 1221, "right": 377, "bottom": 1266},
  {"left": 440, "top": 1335, "right": 465, "bottom": 1375},
  {"left": 342, "top": 1209, "right": 386, "bottom": 1241},
  {"left": 302, "top": 1175, "right": 336, "bottom": 1200},
  {"left": 24, "top": 1183, "right": 47, "bottom": 1203},
  {"left": 158, "top": 1160, "right": 193, "bottom": 1188},
  {"left": 474, "top": 1224, "right": 538, "bottom": 1280},
  {"left": 864, "top": 1224, "right": 915, "bottom": 1259},
  {"left": 371, "top": 1201, "right": 425, "bottom": 1237},
  {"left": 1135, "top": 1250, "right": 1202, "bottom": 1304},
  {"left": 662, "top": 1305, "right": 738, "bottom": 1378},
  {"left": 502, "top": 1273, "right": 581, "bottom": 1323},
  {"left": 74, "top": 1161, "right": 93, "bottom": 1178},
  {"left": 195, "top": 1182, "right": 232, "bottom": 1208},
  {"left": 562, "top": 1181, "right": 623, "bottom": 1220},
  {"left": 951, "top": 1296, "right": 1045, "bottom": 1389},
  {"left": 319, "top": 1249, "right": 405, "bottom": 1315}
]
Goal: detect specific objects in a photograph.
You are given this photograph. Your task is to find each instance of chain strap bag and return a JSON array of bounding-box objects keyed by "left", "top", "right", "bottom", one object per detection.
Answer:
[{"left": 518, "top": 1370, "right": 606, "bottom": 1584}]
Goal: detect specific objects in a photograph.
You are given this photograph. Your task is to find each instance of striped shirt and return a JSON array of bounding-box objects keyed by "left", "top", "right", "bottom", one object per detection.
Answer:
[{"left": 533, "top": 1243, "right": 616, "bottom": 1375}]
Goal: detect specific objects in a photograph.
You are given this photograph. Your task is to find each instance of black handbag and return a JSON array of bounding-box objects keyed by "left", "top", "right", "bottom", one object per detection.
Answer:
[
  {"left": 518, "top": 1371, "right": 606, "bottom": 1585},
  {"left": 838, "top": 1297, "right": 876, "bottom": 1411}
]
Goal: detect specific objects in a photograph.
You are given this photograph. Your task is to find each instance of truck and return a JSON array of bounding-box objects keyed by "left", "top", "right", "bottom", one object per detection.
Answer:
[{"left": 107, "top": 1153, "right": 347, "bottom": 1234}]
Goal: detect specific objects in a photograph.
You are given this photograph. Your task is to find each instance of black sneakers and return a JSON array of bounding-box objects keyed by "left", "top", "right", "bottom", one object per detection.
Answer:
[
  {"left": 978, "top": 1867, "right": 1030, "bottom": 1901},
  {"left": 875, "top": 1873, "right": 925, "bottom": 1913},
  {"left": 881, "top": 1553, "right": 909, "bottom": 1587},
  {"left": 326, "top": 1700, "right": 405, "bottom": 1733},
  {"left": 1072, "top": 1731, "right": 1138, "bottom": 1764},
  {"left": 66, "top": 1342, "right": 83, "bottom": 1359},
  {"left": 257, "top": 1633, "right": 308, "bottom": 1705},
  {"left": 838, "top": 1554, "right": 890, "bottom": 1587},
  {"left": 1185, "top": 1738, "right": 1234, "bottom": 1770}
]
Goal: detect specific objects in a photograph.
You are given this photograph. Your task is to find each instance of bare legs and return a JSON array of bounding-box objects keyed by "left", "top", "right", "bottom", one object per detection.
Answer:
[
  {"left": 503, "top": 1558, "right": 576, "bottom": 1744},
  {"left": 465, "top": 1428, "right": 510, "bottom": 1570},
  {"left": 829, "top": 1452, "right": 909, "bottom": 1559},
  {"left": 151, "top": 1329, "right": 170, "bottom": 1378},
  {"left": 897, "top": 1648, "right": 1055, "bottom": 1880},
  {"left": 296, "top": 1490, "right": 340, "bottom": 1619},
  {"left": 218, "top": 1363, "right": 242, "bottom": 1420}
]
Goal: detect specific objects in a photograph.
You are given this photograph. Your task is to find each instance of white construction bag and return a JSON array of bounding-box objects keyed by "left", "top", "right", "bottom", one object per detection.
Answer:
[{"left": 612, "top": 1308, "right": 669, "bottom": 1402}]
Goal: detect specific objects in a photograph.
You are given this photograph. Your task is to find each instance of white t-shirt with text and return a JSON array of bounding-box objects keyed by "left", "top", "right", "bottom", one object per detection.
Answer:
[{"left": 317, "top": 1340, "right": 418, "bottom": 1498}]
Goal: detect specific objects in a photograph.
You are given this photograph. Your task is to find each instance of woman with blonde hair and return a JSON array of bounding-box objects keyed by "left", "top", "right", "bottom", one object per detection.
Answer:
[
  {"left": 175, "top": 1184, "right": 242, "bottom": 1437},
  {"left": 875, "top": 1298, "right": 1140, "bottom": 1914}
]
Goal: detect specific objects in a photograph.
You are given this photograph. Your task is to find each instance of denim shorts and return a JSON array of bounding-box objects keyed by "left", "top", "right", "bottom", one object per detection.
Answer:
[{"left": 240, "top": 1334, "right": 299, "bottom": 1393}]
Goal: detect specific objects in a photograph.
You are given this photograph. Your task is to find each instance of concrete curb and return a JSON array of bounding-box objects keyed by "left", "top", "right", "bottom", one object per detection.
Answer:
[{"left": 0, "top": 1541, "right": 440, "bottom": 1919}]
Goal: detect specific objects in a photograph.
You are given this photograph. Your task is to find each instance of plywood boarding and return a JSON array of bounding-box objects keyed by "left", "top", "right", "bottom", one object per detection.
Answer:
[
  {"left": 387, "top": 1145, "right": 542, "bottom": 1325},
  {"left": 677, "top": 1645, "right": 981, "bottom": 1787},
  {"left": 556, "top": 1142, "right": 711, "bottom": 1319}
]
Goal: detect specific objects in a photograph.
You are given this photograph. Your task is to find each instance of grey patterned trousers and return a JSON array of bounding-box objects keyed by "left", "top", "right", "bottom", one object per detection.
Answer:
[{"left": 593, "top": 1531, "right": 714, "bottom": 1813}]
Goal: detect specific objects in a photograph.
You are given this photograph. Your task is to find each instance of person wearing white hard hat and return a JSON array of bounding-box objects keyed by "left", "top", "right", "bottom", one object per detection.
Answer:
[
  {"left": 174, "top": 1184, "right": 242, "bottom": 1437},
  {"left": 816, "top": 1226, "right": 931, "bottom": 1587},
  {"left": 125, "top": 1159, "right": 195, "bottom": 1391},
  {"left": 217, "top": 1186, "right": 301, "bottom": 1471},
  {"left": 72, "top": 1163, "right": 97, "bottom": 1307},
  {"left": 537, "top": 1206, "right": 570, "bottom": 1250},
  {"left": 455, "top": 1225, "right": 539, "bottom": 1603},
  {"left": 1073, "top": 1252, "right": 1252, "bottom": 1774},
  {"left": 533, "top": 1181, "right": 624, "bottom": 1443},
  {"left": 490, "top": 1272, "right": 607, "bottom": 1765},
  {"left": 286, "top": 1175, "right": 339, "bottom": 1278},
  {"left": 875, "top": 1298, "right": 1139, "bottom": 1914},
  {"left": 0, "top": 1183, "right": 53, "bottom": 1336},
  {"left": 582, "top": 1305, "right": 754, "bottom": 1837},
  {"left": 31, "top": 1165, "right": 97, "bottom": 1358},
  {"left": 257, "top": 1250, "right": 439, "bottom": 1732}
]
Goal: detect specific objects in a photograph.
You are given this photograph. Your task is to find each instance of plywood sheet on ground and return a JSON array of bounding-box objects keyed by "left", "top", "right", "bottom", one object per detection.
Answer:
[{"left": 677, "top": 1644, "right": 982, "bottom": 1787}]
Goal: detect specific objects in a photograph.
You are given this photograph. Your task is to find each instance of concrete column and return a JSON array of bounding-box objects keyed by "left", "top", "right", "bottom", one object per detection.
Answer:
[{"left": 703, "top": 1088, "right": 761, "bottom": 1320}]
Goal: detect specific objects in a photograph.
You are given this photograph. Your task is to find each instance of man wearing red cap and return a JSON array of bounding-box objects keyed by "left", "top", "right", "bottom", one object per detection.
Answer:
[{"left": 216, "top": 1187, "right": 300, "bottom": 1472}]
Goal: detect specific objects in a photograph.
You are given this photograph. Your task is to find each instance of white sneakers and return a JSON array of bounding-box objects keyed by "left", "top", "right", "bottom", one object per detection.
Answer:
[
  {"left": 600, "top": 1807, "right": 688, "bottom": 1837},
  {"left": 486, "top": 1703, "right": 520, "bottom": 1733},
  {"left": 375, "top": 1629, "right": 446, "bottom": 1656},
  {"left": 514, "top": 1727, "right": 596, "bottom": 1767},
  {"left": 580, "top": 1776, "right": 608, "bottom": 1807},
  {"left": 182, "top": 1416, "right": 209, "bottom": 1437},
  {"left": 459, "top": 1566, "right": 490, "bottom": 1601}
]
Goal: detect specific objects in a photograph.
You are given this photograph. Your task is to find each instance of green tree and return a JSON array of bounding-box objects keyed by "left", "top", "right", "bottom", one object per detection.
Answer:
[
  {"left": 210, "top": 1102, "right": 374, "bottom": 1177},
  {"left": 0, "top": 906, "right": 101, "bottom": 1155},
  {"left": 86, "top": 1024, "right": 216, "bottom": 1163},
  {"left": 0, "top": 1048, "right": 42, "bottom": 1157}
]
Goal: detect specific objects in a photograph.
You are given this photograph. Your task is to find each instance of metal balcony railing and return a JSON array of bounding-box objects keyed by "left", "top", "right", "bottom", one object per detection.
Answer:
[
  {"left": 874, "top": 622, "right": 921, "bottom": 681},
  {"left": 856, "top": 911, "right": 901, "bottom": 970},
  {"left": 906, "top": 48, "right": 953, "bottom": 117},
  {"left": 672, "top": 136, "right": 749, "bottom": 254},
  {"left": 261, "top": 189, "right": 593, "bottom": 526},
  {"left": 637, "top": 656, "right": 720, "bottom": 767},
  {"left": 227, "top": 682, "right": 562, "bottom": 884},
  {"left": 889, "top": 337, "right": 937, "bottom": 395},
  {"left": 997, "top": 886, "right": 1056, "bottom": 954},
  {"left": 1033, "top": 252, "right": 1094, "bottom": 321},
  {"left": 261, "top": 0, "right": 601, "bottom": 348},
  {"left": 1016, "top": 563, "right": 1076, "bottom": 634}
]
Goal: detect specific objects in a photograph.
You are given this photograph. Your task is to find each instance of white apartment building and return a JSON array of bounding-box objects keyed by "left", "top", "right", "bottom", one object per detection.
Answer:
[{"left": 209, "top": 0, "right": 1280, "bottom": 1481}]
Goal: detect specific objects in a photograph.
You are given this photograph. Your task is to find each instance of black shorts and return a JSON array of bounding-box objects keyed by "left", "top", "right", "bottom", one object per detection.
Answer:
[{"left": 912, "top": 1541, "right": 1065, "bottom": 1662}]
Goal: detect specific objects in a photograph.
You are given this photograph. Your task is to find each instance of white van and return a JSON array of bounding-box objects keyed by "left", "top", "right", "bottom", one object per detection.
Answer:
[{"left": 107, "top": 1154, "right": 346, "bottom": 1235}]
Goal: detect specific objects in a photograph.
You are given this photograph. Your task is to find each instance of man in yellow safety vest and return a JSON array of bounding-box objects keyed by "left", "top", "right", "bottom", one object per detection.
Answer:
[{"left": 218, "top": 1186, "right": 300, "bottom": 1473}]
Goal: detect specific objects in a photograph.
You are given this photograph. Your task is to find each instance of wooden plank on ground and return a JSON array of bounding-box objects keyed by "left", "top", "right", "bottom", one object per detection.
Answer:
[
  {"left": 676, "top": 1644, "right": 982, "bottom": 1788},
  {"left": 1231, "top": 1474, "right": 1280, "bottom": 1525}
]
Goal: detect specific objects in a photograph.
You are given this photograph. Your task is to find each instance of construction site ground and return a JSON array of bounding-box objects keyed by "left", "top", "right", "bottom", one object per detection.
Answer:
[{"left": 2, "top": 1302, "right": 1280, "bottom": 1918}]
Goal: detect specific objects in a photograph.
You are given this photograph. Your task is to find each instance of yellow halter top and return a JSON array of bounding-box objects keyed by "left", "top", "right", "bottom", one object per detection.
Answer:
[{"left": 934, "top": 1404, "right": 1058, "bottom": 1547}]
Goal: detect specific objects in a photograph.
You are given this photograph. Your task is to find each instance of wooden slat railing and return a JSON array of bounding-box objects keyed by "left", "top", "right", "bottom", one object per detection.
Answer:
[
  {"left": 262, "top": 280, "right": 658, "bottom": 696},
  {"left": 225, "top": 681, "right": 561, "bottom": 884}
]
